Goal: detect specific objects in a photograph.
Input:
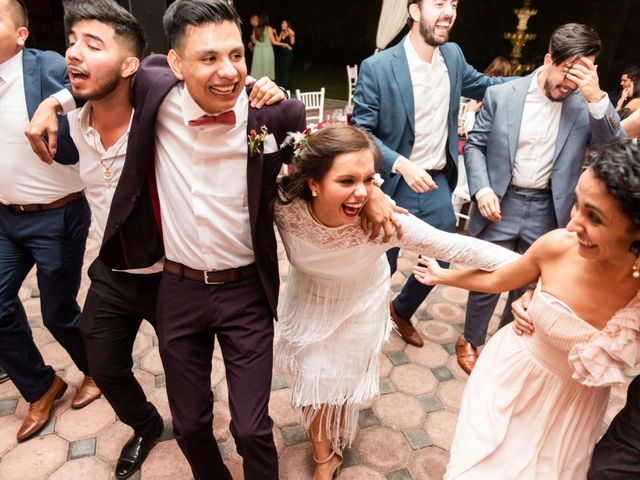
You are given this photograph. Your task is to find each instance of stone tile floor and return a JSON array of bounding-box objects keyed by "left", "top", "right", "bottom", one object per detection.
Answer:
[{"left": 0, "top": 232, "right": 633, "bottom": 480}]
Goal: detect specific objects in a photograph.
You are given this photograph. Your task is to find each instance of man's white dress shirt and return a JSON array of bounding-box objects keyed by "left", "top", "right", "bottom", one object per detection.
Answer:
[
  {"left": 155, "top": 85, "right": 254, "bottom": 271},
  {"left": 0, "top": 51, "right": 83, "bottom": 205}
]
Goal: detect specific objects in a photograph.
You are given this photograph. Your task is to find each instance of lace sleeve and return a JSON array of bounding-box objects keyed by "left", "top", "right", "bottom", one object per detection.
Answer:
[
  {"left": 393, "top": 213, "right": 520, "bottom": 271},
  {"left": 568, "top": 290, "right": 640, "bottom": 387}
]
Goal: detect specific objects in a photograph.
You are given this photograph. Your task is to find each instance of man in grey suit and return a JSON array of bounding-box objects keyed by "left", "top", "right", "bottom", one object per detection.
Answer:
[
  {"left": 458, "top": 23, "right": 625, "bottom": 374},
  {"left": 353, "top": 0, "right": 504, "bottom": 348}
]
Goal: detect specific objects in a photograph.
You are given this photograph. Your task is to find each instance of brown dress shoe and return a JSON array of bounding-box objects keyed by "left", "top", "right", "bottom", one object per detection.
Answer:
[
  {"left": 71, "top": 376, "right": 102, "bottom": 409},
  {"left": 17, "top": 375, "right": 67, "bottom": 442},
  {"left": 456, "top": 335, "right": 479, "bottom": 375},
  {"left": 390, "top": 301, "right": 424, "bottom": 347}
]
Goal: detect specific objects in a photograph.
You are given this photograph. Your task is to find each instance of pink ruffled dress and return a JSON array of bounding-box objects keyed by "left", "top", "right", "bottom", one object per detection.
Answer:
[{"left": 445, "top": 284, "right": 640, "bottom": 480}]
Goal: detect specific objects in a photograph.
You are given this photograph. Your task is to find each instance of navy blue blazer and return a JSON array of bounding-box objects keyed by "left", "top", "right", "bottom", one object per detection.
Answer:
[
  {"left": 353, "top": 37, "right": 505, "bottom": 195},
  {"left": 22, "top": 48, "right": 78, "bottom": 165}
]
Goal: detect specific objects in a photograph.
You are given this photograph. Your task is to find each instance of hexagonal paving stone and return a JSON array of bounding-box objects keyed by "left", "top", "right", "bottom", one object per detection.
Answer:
[
  {"left": 438, "top": 285, "right": 469, "bottom": 304},
  {"left": 428, "top": 302, "right": 464, "bottom": 324},
  {"left": 141, "top": 439, "right": 193, "bottom": 480},
  {"left": 389, "top": 364, "right": 438, "bottom": 397},
  {"left": 268, "top": 388, "right": 298, "bottom": 428},
  {"left": 0, "top": 378, "right": 20, "bottom": 400},
  {"left": 133, "top": 330, "right": 153, "bottom": 357},
  {"left": 339, "top": 465, "right": 386, "bottom": 479},
  {"left": 0, "top": 414, "right": 21, "bottom": 455},
  {"left": 354, "top": 426, "right": 411, "bottom": 472},
  {"left": 140, "top": 349, "right": 164, "bottom": 376},
  {"left": 213, "top": 401, "right": 232, "bottom": 441},
  {"left": 446, "top": 355, "right": 469, "bottom": 380},
  {"left": 146, "top": 388, "right": 172, "bottom": 420},
  {"left": 417, "top": 321, "right": 457, "bottom": 345},
  {"left": 425, "top": 410, "right": 458, "bottom": 450},
  {"left": 210, "top": 356, "right": 227, "bottom": 388},
  {"left": 408, "top": 446, "right": 449, "bottom": 479},
  {"left": 279, "top": 443, "right": 315, "bottom": 480},
  {"left": 50, "top": 456, "right": 112, "bottom": 480},
  {"left": 373, "top": 393, "right": 425, "bottom": 431},
  {"left": 436, "top": 380, "right": 466, "bottom": 411},
  {"left": 96, "top": 420, "right": 134, "bottom": 464},
  {"left": 55, "top": 398, "right": 116, "bottom": 441},
  {"left": 31, "top": 326, "right": 55, "bottom": 349},
  {"left": 0, "top": 434, "right": 68, "bottom": 480},
  {"left": 404, "top": 341, "right": 449, "bottom": 369},
  {"left": 39, "top": 342, "right": 74, "bottom": 371},
  {"left": 378, "top": 352, "right": 394, "bottom": 378},
  {"left": 381, "top": 332, "right": 407, "bottom": 353}
]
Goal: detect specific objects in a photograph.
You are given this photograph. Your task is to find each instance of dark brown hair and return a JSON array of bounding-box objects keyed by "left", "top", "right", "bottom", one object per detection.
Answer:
[{"left": 279, "top": 125, "right": 382, "bottom": 203}]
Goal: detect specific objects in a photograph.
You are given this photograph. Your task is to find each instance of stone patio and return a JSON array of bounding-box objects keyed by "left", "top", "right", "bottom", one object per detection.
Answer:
[{"left": 0, "top": 230, "right": 632, "bottom": 480}]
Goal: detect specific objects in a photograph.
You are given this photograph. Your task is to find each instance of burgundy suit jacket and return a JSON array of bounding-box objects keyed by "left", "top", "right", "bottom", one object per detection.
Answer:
[{"left": 100, "top": 54, "right": 306, "bottom": 317}]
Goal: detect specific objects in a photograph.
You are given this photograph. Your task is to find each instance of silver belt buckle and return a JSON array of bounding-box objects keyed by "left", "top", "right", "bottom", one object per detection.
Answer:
[{"left": 203, "top": 270, "right": 224, "bottom": 285}]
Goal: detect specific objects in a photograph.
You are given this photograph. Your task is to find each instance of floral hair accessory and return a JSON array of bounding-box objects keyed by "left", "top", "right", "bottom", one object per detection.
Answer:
[
  {"left": 372, "top": 173, "right": 384, "bottom": 188},
  {"left": 247, "top": 125, "right": 269, "bottom": 156},
  {"left": 282, "top": 127, "right": 314, "bottom": 159}
]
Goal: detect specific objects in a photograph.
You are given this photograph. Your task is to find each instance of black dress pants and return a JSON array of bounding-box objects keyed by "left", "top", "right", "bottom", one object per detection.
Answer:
[
  {"left": 80, "top": 258, "right": 162, "bottom": 437},
  {"left": 588, "top": 375, "right": 640, "bottom": 479},
  {"left": 157, "top": 271, "right": 278, "bottom": 480}
]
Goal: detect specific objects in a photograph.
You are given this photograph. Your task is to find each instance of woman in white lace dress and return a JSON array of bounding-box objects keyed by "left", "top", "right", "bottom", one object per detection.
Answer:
[
  {"left": 273, "top": 125, "right": 519, "bottom": 479},
  {"left": 413, "top": 140, "right": 640, "bottom": 479}
]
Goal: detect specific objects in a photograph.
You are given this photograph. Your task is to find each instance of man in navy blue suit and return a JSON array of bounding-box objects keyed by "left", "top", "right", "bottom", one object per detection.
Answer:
[
  {"left": 0, "top": 0, "right": 99, "bottom": 442},
  {"left": 353, "top": 0, "right": 504, "bottom": 348}
]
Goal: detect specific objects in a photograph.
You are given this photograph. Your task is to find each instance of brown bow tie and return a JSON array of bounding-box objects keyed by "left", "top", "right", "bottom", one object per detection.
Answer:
[{"left": 188, "top": 110, "right": 236, "bottom": 127}]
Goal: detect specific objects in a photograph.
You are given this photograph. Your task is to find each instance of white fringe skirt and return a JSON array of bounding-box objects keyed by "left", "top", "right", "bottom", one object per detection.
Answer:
[{"left": 275, "top": 259, "right": 391, "bottom": 452}]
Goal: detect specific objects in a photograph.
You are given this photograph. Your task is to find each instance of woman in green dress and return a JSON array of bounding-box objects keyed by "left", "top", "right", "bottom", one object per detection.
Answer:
[{"left": 250, "top": 14, "right": 289, "bottom": 80}]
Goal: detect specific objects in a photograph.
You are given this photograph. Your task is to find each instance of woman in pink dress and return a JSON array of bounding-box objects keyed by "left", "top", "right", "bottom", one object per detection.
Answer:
[{"left": 414, "top": 139, "right": 640, "bottom": 479}]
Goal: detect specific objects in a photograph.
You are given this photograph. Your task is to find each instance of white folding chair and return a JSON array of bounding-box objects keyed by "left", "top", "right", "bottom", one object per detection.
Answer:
[
  {"left": 346, "top": 64, "right": 358, "bottom": 105},
  {"left": 452, "top": 150, "right": 471, "bottom": 229},
  {"left": 295, "top": 87, "right": 325, "bottom": 126}
]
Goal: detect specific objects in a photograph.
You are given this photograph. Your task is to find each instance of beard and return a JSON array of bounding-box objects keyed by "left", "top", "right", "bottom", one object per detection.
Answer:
[
  {"left": 543, "top": 78, "right": 573, "bottom": 102},
  {"left": 419, "top": 15, "right": 453, "bottom": 47},
  {"left": 73, "top": 70, "right": 120, "bottom": 102}
]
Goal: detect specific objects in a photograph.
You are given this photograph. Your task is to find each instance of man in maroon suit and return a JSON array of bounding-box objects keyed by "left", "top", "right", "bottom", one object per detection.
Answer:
[{"left": 96, "top": 2, "right": 303, "bottom": 478}]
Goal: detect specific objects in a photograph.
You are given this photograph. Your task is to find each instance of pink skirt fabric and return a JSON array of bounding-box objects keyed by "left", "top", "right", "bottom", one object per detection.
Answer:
[{"left": 445, "top": 290, "right": 611, "bottom": 479}]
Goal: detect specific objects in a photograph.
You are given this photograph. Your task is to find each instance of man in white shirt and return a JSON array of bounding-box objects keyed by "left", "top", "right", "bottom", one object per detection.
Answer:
[
  {"left": 353, "top": 0, "right": 505, "bottom": 348},
  {"left": 0, "top": 0, "right": 100, "bottom": 443},
  {"left": 459, "top": 23, "right": 626, "bottom": 374},
  {"left": 25, "top": 1, "right": 287, "bottom": 477}
]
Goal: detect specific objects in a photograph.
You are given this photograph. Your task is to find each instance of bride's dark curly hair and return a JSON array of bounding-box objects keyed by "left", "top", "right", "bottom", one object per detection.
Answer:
[
  {"left": 278, "top": 124, "right": 382, "bottom": 204},
  {"left": 585, "top": 139, "right": 640, "bottom": 232}
]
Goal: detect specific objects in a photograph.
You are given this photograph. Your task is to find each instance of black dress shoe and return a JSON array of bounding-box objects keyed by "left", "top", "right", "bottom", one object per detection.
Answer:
[
  {"left": 0, "top": 367, "right": 9, "bottom": 384},
  {"left": 115, "top": 418, "right": 164, "bottom": 479}
]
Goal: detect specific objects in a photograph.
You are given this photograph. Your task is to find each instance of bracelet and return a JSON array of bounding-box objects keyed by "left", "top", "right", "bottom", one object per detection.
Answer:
[{"left": 279, "top": 86, "right": 290, "bottom": 99}]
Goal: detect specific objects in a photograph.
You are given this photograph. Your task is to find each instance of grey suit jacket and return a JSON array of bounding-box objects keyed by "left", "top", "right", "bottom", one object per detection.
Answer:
[
  {"left": 464, "top": 73, "right": 625, "bottom": 236},
  {"left": 353, "top": 37, "right": 505, "bottom": 195}
]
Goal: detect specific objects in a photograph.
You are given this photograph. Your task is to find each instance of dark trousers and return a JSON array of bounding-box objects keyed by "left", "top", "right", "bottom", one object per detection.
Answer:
[
  {"left": 464, "top": 187, "right": 557, "bottom": 347},
  {"left": 0, "top": 197, "right": 90, "bottom": 402},
  {"left": 80, "top": 258, "right": 162, "bottom": 437},
  {"left": 588, "top": 375, "right": 640, "bottom": 479},
  {"left": 388, "top": 173, "right": 457, "bottom": 320},
  {"left": 157, "top": 271, "right": 278, "bottom": 480}
]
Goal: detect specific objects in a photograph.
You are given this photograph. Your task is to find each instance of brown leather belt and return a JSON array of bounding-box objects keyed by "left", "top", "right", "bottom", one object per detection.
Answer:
[
  {"left": 163, "top": 259, "right": 257, "bottom": 285},
  {"left": 426, "top": 169, "right": 443, "bottom": 177},
  {"left": 7, "top": 191, "right": 84, "bottom": 213}
]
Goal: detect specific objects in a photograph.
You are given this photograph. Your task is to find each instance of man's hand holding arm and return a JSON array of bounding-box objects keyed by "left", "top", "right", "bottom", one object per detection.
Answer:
[
  {"left": 24, "top": 92, "right": 70, "bottom": 164},
  {"left": 360, "top": 186, "right": 406, "bottom": 242},
  {"left": 247, "top": 76, "right": 286, "bottom": 108}
]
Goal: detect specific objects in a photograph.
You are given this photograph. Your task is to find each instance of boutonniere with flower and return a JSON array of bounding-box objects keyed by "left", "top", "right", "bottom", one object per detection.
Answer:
[
  {"left": 282, "top": 127, "right": 314, "bottom": 160},
  {"left": 248, "top": 125, "right": 269, "bottom": 156}
]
